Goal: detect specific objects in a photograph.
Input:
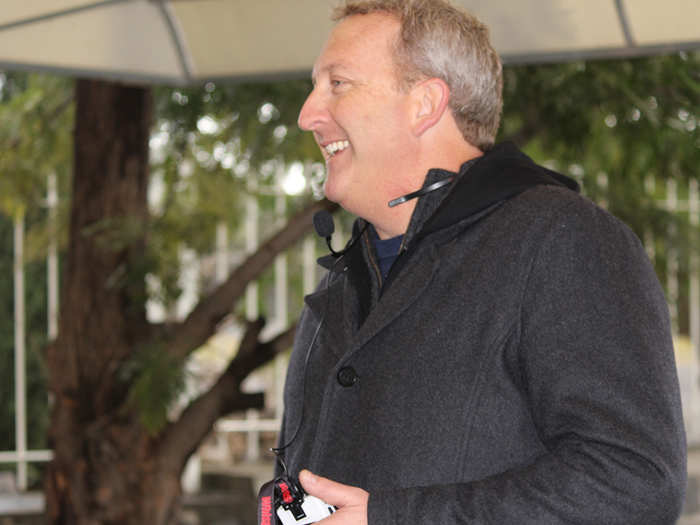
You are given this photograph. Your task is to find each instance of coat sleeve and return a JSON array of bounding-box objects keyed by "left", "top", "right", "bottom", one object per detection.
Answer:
[{"left": 367, "top": 200, "right": 687, "bottom": 524}]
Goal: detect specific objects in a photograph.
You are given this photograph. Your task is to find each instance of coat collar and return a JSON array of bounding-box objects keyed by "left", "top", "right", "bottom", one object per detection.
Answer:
[
  {"left": 418, "top": 142, "right": 579, "bottom": 240},
  {"left": 305, "top": 242, "right": 442, "bottom": 362}
]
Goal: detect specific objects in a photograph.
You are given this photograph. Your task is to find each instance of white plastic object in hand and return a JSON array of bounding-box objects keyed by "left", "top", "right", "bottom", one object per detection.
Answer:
[{"left": 276, "top": 495, "right": 336, "bottom": 525}]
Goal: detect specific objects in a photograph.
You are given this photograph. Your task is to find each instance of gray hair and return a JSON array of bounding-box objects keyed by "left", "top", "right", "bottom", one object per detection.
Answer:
[{"left": 332, "top": 0, "right": 503, "bottom": 150}]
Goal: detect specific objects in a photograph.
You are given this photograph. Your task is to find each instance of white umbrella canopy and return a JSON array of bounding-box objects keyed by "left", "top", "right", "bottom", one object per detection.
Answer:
[{"left": 1, "top": 0, "right": 699, "bottom": 86}]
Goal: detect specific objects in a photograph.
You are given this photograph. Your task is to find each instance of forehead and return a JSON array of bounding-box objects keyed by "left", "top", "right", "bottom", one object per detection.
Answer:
[{"left": 311, "top": 12, "right": 400, "bottom": 81}]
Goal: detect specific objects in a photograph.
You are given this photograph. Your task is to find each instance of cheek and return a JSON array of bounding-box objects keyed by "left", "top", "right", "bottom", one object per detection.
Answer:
[
  {"left": 375, "top": 115, "right": 412, "bottom": 152},
  {"left": 338, "top": 90, "right": 386, "bottom": 126}
]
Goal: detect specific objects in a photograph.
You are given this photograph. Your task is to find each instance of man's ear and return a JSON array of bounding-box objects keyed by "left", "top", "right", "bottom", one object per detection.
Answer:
[{"left": 410, "top": 77, "right": 450, "bottom": 137}]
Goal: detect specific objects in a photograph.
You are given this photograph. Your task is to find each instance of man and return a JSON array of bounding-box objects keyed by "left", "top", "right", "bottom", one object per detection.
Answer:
[{"left": 279, "top": 1, "right": 687, "bottom": 523}]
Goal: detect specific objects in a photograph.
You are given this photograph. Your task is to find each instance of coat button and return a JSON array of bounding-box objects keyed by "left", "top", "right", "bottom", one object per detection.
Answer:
[{"left": 337, "top": 366, "right": 359, "bottom": 387}]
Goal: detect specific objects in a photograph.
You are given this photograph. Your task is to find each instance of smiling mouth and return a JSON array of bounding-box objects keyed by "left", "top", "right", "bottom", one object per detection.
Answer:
[{"left": 324, "top": 140, "right": 350, "bottom": 158}]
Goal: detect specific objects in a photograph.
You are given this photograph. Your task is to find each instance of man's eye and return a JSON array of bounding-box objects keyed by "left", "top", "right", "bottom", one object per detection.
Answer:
[{"left": 331, "top": 79, "right": 345, "bottom": 87}]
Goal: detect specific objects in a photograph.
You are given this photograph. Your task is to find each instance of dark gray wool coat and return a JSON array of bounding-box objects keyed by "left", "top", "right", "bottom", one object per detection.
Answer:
[{"left": 279, "top": 143, "right": 686, "bottom": 524}]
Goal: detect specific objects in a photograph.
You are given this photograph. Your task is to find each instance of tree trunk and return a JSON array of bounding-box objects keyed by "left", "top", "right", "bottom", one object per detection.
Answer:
[{"left": 44, "top": 79, "right": 161, "bottom": 525}]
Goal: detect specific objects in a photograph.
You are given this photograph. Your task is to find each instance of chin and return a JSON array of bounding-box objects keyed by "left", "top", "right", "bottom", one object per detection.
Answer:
[
  {"left": 322, "top": 176, "right": 345, "bottom": 205},
  {"left": 323, "top": 172, "right": 366, "bottom": 217}
]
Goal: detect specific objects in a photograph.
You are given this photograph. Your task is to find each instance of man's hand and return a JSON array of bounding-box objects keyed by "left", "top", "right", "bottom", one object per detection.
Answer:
[{"left": 298, "top": 469, "right": 369, "bottom": 525}]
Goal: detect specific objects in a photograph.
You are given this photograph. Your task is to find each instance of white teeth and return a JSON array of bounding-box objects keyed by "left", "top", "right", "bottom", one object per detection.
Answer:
[{"left": 324, "top": 140, "right": 350, "bottom": 157}]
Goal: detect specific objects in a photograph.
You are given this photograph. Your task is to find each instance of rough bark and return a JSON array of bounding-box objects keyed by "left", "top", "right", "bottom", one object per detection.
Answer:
[
  {"left": 46, "top": 79, "right": 153, "bottom": 525},
  {"left": 44, "top": 79, "right": 332, "bottom": 524}
]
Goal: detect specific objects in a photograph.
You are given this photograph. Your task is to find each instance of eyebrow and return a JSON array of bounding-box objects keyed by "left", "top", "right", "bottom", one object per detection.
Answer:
[{"left": 311, "top": 62, "right": 349, "bottom": 84}]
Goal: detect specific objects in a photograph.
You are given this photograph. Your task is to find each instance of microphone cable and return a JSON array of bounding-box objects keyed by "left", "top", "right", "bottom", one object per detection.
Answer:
[{"left": 271, "top": 212, "right": 358, "bottom": 471}]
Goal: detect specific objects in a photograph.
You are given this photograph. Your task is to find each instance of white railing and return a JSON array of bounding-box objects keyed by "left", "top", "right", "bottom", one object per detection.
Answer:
[{"left": 0, "top": 174, "right": 58, "bottom": 491}]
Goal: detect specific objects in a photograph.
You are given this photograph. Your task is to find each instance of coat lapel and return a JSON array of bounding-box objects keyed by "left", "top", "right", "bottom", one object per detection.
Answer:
[
  {"left": 304, "top": 272, "right": 356, "bottom": 361},
  {"left": 348, "top": 244, "right": 441, "bottom": 357}
]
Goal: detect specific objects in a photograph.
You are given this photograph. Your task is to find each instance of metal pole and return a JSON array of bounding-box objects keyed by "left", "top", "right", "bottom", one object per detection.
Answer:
[
  {"left": 644, "top": 176, "right": 656, "bottom": 263},
  {"left": 47, "top": 173, "right": 59, "bottom": 341},
  {"left": 690, "top": 180, "right": 699, "bottom": 354},
  {"left": 667, "top": 179, "right": 679, "bottom": 335},
  {"left": 215, "top": 221, "right": 228, "bottom": 285},
  {"left": 245, "top": 180, "right": 259, "bottom": 320},
  {"left": 689, "top": 180, "right": 700, "bottom": 441},
  {"left": 302, "top": 162, "right": 317, "bottom": 296},
  {"left": 274, "top": 165, "right": 288, "bottom": 418},
  {"left": 596, "top": 172, "right": 609, "bottom": 210},
  {"left": 14, "top": 211, "right": 27, "bottom": 490},
  {"left": 302, "top": 238, "right": 316, "bottom": 296},
  {"left": 245, "top": 179, "right": 260, "bottom": 461}
]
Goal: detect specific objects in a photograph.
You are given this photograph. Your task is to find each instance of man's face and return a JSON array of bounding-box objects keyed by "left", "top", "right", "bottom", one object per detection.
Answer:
[{"left": 298, "top": 13, "right": 416, "bottom": 217}]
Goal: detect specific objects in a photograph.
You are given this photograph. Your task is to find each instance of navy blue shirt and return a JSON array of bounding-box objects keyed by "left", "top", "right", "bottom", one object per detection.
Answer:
[{"left": 373, "top": 233, "right": 403, "bottom": 281}]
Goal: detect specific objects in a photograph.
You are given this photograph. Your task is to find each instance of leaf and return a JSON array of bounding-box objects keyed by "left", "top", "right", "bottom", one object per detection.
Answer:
[{"left": 125, "top": 343, "right": 187, "bottom": 436}]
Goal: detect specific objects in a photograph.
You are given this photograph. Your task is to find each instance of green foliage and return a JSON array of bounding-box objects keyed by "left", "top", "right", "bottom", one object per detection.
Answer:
[
  {"left": 154, "top": 79, "right": 320, "bottom": 167},
  {"left": 123, "top": 343, "right": 187, "bottom": 436},
  {"left": 501, "top": 52, "right": 700, "bottom": 241},
  {"left": 0, "top": 72, "right": 73, "bottom": 221}
]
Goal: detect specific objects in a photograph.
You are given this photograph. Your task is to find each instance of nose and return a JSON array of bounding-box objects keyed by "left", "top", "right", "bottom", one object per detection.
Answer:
[{"left": 297, "top": 87, "right": 325, "bottom": 131}]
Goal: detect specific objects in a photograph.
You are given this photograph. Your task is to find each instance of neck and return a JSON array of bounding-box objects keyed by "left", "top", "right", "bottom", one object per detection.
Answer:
[
  {"left": 357, "top": 129, "right": 483, "bottom": 238},
  {"left": 373, "top": 200, "right": 416, "bottom": 239}
]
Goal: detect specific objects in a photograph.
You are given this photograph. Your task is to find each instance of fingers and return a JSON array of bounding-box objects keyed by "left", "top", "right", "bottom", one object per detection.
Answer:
[{"left": 298, "top": 469, "right": 368, "bottom": 509}]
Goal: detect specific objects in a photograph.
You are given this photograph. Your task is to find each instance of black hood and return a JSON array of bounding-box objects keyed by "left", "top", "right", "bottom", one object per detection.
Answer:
[{"left": 420, "top": 142, "right": 579, "bottom": 238}]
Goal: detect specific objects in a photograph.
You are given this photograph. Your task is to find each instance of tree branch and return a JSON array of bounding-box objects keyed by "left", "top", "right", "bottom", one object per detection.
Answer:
[
  {"left": 228, "top": 322, "right": 298, "bottom": 384},
  {"left": 158, "top": 319, "right": 297, "bottom": 470},
  {"left": 165, "top": 197, "right": 337, "bottom": 361}
]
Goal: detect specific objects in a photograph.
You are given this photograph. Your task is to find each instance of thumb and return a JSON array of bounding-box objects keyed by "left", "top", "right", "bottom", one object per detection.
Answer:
[{"left": 298, "top": 469, "right": 360, "bottom": 508}]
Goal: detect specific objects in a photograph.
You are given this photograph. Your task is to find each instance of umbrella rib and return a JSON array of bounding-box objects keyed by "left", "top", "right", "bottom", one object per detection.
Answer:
[
  {"left": 0, "top": 0, "right": 130, "bottom": 32},
  {"left": 613, "top": 0, "right": 636, "bottom": 47},
  {"left": 502, "top": 40, "right": 700, "bottom": 66},
  {"left": 155, "top": 1, "right": 194, "bottom": 83}
]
